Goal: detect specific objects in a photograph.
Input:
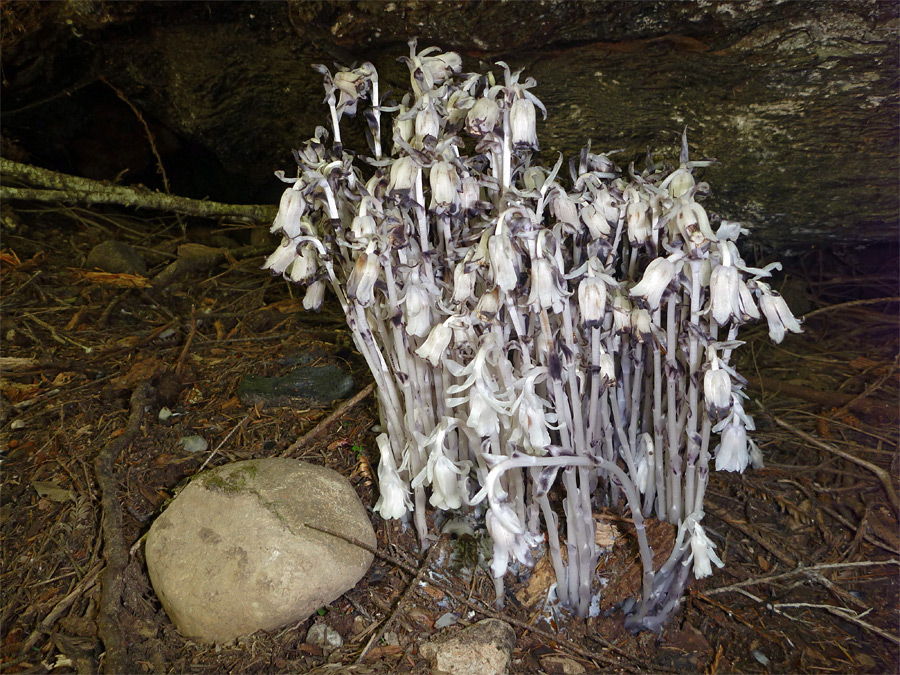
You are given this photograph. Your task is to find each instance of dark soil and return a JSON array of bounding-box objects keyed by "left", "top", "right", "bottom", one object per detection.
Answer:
[{"left": 1, "top": 208, "right": 897, "bottom": 673}]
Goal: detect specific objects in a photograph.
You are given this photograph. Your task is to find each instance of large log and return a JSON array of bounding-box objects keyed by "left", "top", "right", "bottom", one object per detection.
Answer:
[{"left": 1, "top": 1, "right": 896, "bottom": 244}]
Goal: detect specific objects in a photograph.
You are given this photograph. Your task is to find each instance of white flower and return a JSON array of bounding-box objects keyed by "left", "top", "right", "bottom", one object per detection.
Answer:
[
  {"left": 475, "top": 287, "right": 502, "bottom": 323},
  {"left": 596, "top": 352, "right": 616, "bottom": 384},
  {"left": 373, "top": 434, "right": 412, "bottom": 520},
  {"left": 612, "top": 294, "right": 632, "bottom": 333},
  {"left": 429, "top": 160, "right": 459, "bottom": 211},
  {"left": 415, "top": 95, "right": 440, "bottom": 144},
  {"left": 271, "top": 184, "right": 306, "bottom": 238},
  {"left": 466, "top": 388, "right": 501, "bottom": 438},
  {"left": 626, "top": 196, "right": 651, "bottom": 245},
  {"left": 631, "top": 308, "right": 653, "bottom": 343},
  {"left": 488, "top": 227, "right": 519, "bottom": 292},
  {"left": 302, "top": 280, "right": 326, "bottom": 311},
  {"left": 486, "top": 502, "right": 537, "bottom": 579},
  {"left": 404, "top": 284, "right": 432, "bottom": 337},
  {"left": 715, "top": 419, "right": 749, "bottom": 472},
  {"left": 510, "top": 97, "right": 539, "bottom": 149},
  {"left": 351, "top": 213, "right": 376, "bottom": 240},
  {"left": 709, "top": 264, "right": 741, "bottom": 326},
  {"left": 580, "top": 202, "right": 612, "bottom": 239},
  {"left": 452, "top": 260, "right": 477, "bottom": 304},
  {"left": 759, "top": 292, "right": 803, "bottom": 344},
  {"left": 416, "top": 321, "right": 453, "bottom": 366},
  {"left": 526, "top": 258, "right": 565, "bottom": 313},
  {"left": 578, "top": 275, "right": 607, "bottom": 328},
  {"left": 703, "top": 366, "right": 732, "bottom": 420},
  {"left": 286, "top": 246, "right": 317, "bottom": 283},
  {"left": 510, "top": 370, "right": 554, "bottom": 450},
  {"left": 389, "top": 155, "right": 418, "bottom": 194},
  {"left": 263, "top": 237, "right": 299, "bottom": 275},
  {"left": 687, "top": 517, "right": 724, "bottom": 579},
  {"left": 346, "top": 248, "right": 379, "bottom": 306},
  {"left": 466, "top": 97, "right": 500, "bottom": 137},
  {"left": 629, "top": 257, "right": 676, "bottom": 311},
  {"left": 428, "top": 454, "right": 468, "bottom": 510},
  {"left": 661, "top": 167, "right": 695, "bottom": 199},
  {"left": 738, "top": 279, "right": 761, "bottom": 321}
]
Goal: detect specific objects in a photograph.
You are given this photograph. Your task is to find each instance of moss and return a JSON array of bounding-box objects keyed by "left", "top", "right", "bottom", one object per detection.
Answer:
[{"left": 197, "top": 462, "right": 260, "bottom": 493}]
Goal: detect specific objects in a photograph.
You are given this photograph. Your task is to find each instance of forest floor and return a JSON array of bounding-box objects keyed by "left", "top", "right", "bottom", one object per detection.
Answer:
[{"left": 1, "top": 207, "right": 898, "bottom": 674}]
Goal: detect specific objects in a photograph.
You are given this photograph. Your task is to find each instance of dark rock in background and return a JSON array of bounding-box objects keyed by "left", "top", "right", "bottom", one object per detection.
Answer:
[{"left": 1, "top": 1, "right": 897, "bottom": 244}]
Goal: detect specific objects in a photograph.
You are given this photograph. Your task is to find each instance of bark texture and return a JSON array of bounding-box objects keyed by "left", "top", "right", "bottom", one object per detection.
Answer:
[{"left": 1, "top": 1, "right": 897, "bottom": 244}]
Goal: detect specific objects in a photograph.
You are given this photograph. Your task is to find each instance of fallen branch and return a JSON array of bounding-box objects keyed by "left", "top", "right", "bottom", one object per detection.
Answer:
[
  {"left": 746, "top": 374, "right": 897, "bottom": 422},
  {"left": 281, "top": 382, "right": 377, "bottom": 457},
  {"left": 1, "top": 159, "right": 275, "bottom": 223},
  {"left": 94, "top": 382, "right": 153, "bottom": 674}
]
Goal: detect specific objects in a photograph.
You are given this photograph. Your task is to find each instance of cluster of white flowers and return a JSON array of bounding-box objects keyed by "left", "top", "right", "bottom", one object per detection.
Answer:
[{"left": 264, "top": 41, "right": 802, "bottom": 631}]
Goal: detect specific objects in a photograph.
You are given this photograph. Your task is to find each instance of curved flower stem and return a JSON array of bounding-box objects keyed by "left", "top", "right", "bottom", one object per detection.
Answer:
[{"left": 683, "top": 260, "right": 704, "bottom": 517}]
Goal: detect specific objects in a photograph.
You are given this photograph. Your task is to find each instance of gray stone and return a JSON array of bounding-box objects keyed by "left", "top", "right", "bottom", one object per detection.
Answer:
[
  {"left": 236, "top": 366, "right": 354, "bottom": 406},
  {"left": 420, "top": 619, "right": 516, "bottom": 675},
  {"left": 85, "top": 240, "right": 147, "bottom": 276},
  {"left": 145, "top": 458, "right": 375, "bottom": 644}
]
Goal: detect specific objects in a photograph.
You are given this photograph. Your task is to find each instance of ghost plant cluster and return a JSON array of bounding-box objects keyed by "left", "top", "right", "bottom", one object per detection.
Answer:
[{"left": 263, "top": 41, "right": 802, "bottom": 631}]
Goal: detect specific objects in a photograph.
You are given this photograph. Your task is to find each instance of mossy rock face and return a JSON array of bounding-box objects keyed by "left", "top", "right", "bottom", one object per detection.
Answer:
[{"left": 145, "top": 458, "right": 375, "bottom": 644}]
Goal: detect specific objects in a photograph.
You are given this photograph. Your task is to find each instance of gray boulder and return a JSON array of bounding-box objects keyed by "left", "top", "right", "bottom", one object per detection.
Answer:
[
  {"left": 145, "top": 458, "right": 375, "bottom": 644},
  {"left": 420, "top": 619, "right": 516, "bottom": 675}
]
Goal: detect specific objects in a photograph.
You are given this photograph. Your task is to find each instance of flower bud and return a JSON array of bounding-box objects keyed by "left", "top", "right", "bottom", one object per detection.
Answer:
[
  {"left": 346, "top": 252, "right": 379, "bottom": 306},
  {"left": 302, "top": 280, "right": 326, "bottom": 311},
  {"left": 389, "top": 156, "right": 418, "bottom": 194}
]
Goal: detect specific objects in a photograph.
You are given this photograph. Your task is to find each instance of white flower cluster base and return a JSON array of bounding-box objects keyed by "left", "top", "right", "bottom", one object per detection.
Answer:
[{"left": 264, "top": 41, "right": 802, "bottom": 631}]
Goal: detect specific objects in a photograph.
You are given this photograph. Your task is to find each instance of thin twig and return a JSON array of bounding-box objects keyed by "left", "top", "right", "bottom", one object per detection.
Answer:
[
  {"left": 19, "top": 562, "right": 104, "bottom": 654},
  {"left": 803, "top": 297, "right": 900, "bottom": 320},
  {"left": 767, "top": 602, "right": 900, "bottom": 646},
  {"left": 766, "top": 410, "right": 900, "bottom": 519},
  {"left": 282, "top": 382, "right": 377, "bottom": 456},
  {"left": 356, "top": 535, "right": 445, "bottom": 663},
  {"left": 197, "top": 413, "right": 252, "bottom": 472},
  {"left": 705, "top": 559, "right": 899, "bottom": 596}
]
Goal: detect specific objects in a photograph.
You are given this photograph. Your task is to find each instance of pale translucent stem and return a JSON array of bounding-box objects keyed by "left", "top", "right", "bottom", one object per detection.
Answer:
[
  {"left": 665, "top": 295, "right": 682, "bottom": 523},
  {"left": 683, "top": 261, "right": 704, "bottom": 517}
]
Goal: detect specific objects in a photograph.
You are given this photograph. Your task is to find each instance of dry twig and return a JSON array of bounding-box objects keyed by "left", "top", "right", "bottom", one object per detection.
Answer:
[{"left": 282, "top": 382, "right": 377, "bottom": 457}]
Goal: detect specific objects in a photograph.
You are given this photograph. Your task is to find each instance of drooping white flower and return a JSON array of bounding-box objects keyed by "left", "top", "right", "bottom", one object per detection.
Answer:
[
  {"left": 703, "top": 364, "right": 732, "bottom": 421},
  {"left": 346, "top": 246, "right": 379, "bottom": 306},
  {"left": 286, "top": 245, "right": 317, "bottom": 283},
  {"left": 388, "top": 155, "right": 418, "bottom": 194},
  {"left": 629, "top": 257, "right": 677, "bottom": 311},
  {"left": 580, "top": 202, "right": 612, "bottom": 239},
  {"left": 452, "top": 260, "right": 477, "bottom": 304},
  {"left": 416, "top": 321, "right": 453, "bottom": 366},
  {"left": 302, "top": 280, "right": 326, "bottom": 311},
  {"left": 466, "top": 96, "right": 501, "bottom": 137},
  {"left": 759, "top": 292, "right": 803, "bottom": 344},
  {"left": 488, "top": 226, "right": 519, "bottom": 292},
  {"left": 486, "top": 502, "right": 537, "bottom": 580},
  {"left": 612, "top": 294, "right": 633, "bottom": 333},
  {"left": 578, "top": 275, "right": 607, "bottom": 328},
  {"left": 527, "top": 258, "right": 566, "bottom": 314},
  {"left": 430, "top": 160, "right": 460, "bottom": 211},
  {"left": 709, "top": 263, "right": 742, "bottom": 326},
  {"left": 373, "top": 434, "right": 412, "bottom": 520},
  {"left": 262, "top": 237, "right": 300, "bottom": 275},
  {"left": 626, "top": 195, "right": 651, "bottom": 245},
  {"left": 404, "top": 284, "right": 433, "bottom": 337},
  {"left": 271, "top": 184, "right": 306, "bottom": 238},
  {"left": 687, "top": 516, "right": 724, "bottom": 579},
  {"left": 715, "top": 418, "right": 750, "bottom": 473},
  {"left": 510, "top": 97, "right": 539, "bottom": 150},
  {"left": 631, "top": 308, "right": 654, "bottom": 343}
]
